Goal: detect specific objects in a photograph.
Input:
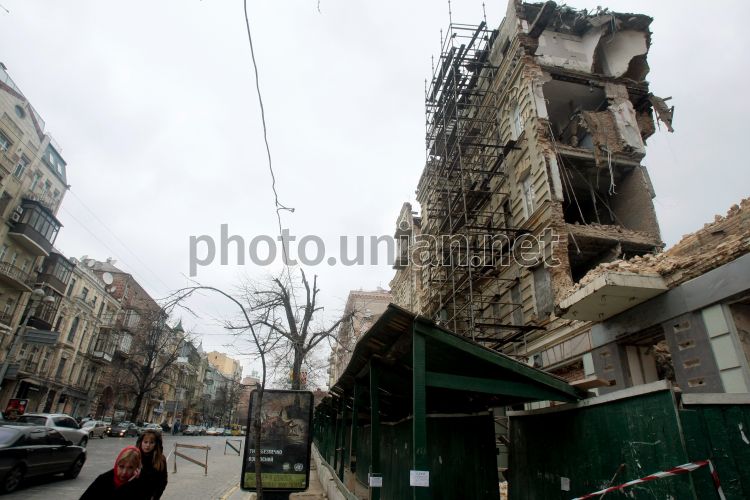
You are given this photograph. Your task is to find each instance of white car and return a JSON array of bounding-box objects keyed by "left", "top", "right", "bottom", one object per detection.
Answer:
[
  {"left": 16, "top": 413, "right": 89, "bottom": 447},
  {"left": 82, "top": 419, "right": 107, "bottom": 439}
]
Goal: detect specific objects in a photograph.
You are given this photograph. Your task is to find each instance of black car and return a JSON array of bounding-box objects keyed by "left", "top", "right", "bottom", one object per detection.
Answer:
[
  {"left": 0, "top": 425, "right": 86, "bottom": 493},
  {"left": 107, "top": 421, "right": 139, "bottom": 437}
]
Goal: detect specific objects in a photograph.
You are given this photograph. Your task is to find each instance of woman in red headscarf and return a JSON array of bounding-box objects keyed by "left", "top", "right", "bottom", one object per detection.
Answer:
[{"left": 80, "top": 446, "right": 149, "bottom": 499}]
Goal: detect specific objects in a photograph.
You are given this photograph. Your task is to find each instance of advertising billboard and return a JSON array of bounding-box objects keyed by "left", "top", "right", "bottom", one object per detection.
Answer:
[
  {"left": 241, "top": 389, "right": 313, "bottom": 491},
  {"left": 4, "top": 398, "right": 28, "bottom": 420}
]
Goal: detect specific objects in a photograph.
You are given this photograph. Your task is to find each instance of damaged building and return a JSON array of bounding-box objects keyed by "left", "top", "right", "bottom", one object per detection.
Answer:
[
  {"left": 317, "top": 2, "right": 750, "bottom": 499},
  {"left": 392, "top": 0, "right": 678, "bottom": 385}
]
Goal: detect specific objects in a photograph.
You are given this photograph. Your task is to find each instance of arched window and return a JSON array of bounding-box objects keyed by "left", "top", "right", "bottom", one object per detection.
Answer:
[
  {"left": 510, "top": 100, "right": 524, "bottom": 140},
  {"left": 67, "top": 316, "right": 80, "bottom": 343}
]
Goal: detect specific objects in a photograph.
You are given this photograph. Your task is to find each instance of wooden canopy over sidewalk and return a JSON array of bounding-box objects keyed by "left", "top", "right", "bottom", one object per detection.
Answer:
[{"left": 316, "top": 305, "right": 585, "bottom": 499}]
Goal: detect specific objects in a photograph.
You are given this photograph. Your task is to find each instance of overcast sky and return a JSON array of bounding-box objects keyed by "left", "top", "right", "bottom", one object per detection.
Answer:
[{"left": 1, "top": 0, "right": 748, "bottom": 382}]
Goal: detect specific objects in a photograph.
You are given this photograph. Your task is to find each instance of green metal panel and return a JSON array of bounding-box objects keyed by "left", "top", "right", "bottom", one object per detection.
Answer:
[
  {"left": 681, "top": 404, "right": 750, "bottom": 500},
  {"left": 509, "top": 390, "right": 695, "bottom": 500},
  {"left": 413, "top": 330, "right": 428, "bottom": 500},
  {"left": 379, "top": 416, "right": 498, "bottom": 500},
  {"left": 371, "top": 360, "right": 382, "bottom": 500},
  {"left": 356, "top": 424, "right": 371, "bottom": 486}
]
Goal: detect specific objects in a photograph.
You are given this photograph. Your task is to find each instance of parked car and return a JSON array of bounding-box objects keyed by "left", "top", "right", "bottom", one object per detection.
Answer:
[
  {"left": 0, "top": 425, "right": 86, "bottom": 493},
  {"left": 139, "top": 423, "right": 162, "bottom": 435},
  {"left": 15, "top": 413, "right": 88, "bottom": 448},
  {"left": 206, "top": 427, "right": 225, "bottom": 436},
  {"left": 181, "top": 425, "right": 199, "bottom": 436},
  {"left": 107, "top": 421, "right": 139, "bottom": 438},
  {"left": 81, "top": 420, "right": 107, "bottom": 439}
]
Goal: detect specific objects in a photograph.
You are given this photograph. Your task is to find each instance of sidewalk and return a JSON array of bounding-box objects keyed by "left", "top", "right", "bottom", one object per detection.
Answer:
[{"left": 221, "top": 461, "right": 327, "bottom": 500}]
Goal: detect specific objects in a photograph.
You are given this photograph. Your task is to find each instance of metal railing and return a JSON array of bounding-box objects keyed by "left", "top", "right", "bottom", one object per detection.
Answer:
[{"left": 0, "top": 262, "right": 35, "bottom": 288}]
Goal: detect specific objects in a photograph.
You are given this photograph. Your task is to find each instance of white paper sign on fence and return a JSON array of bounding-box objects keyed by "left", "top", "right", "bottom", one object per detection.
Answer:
[
  {"left": 409, "top": 470, "right": 429, "bottom": 487},
  {"left": 368, "top": 474, "right": 383, "bottom": 487}
]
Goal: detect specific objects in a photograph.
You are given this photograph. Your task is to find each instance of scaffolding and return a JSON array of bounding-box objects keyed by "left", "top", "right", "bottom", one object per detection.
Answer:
[{"left": 417, "top": 20, "right": 531, "bottom": 344}]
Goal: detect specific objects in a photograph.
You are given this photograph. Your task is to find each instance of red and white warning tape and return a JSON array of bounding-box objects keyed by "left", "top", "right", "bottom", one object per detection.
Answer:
[{"left": 572, "top": 460, "right": 725, "bottom": 500}]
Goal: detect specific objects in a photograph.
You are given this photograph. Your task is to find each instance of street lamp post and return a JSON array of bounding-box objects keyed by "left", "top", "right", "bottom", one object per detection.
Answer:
[{"left": 0, "top": 287, "right": 55, "bottom": 393}]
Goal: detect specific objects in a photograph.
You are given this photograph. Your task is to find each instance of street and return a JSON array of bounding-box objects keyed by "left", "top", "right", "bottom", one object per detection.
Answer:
[{"left": 4, "top": 434, "right": 245, "bottom": 499}]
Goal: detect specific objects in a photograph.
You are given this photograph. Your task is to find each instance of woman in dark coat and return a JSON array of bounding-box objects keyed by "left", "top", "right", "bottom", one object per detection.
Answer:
[
  {"left": 80, "top": 446, "right": 149, "bottom": 499},
  {"left": 136, "top": 430, "right": 168, "bottom": 499}
]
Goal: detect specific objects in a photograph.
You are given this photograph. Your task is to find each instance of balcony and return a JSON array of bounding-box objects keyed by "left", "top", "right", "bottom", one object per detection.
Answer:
[
  {"left": 25, "top": 302, "right": 58, "bottom": 331},
  {"left": 0, "top": 262, "right": 35, "bottom": 292},
  {"left": 23, "top": 192, "right": 59, "bottom": 214},
  {"left": 89, "top": 350, "right": 113, "bottom": 364},
  {"left": 37, "top": 252, "right": 73, "bottom": 296},
  {"left": 7, "top": 200, "right": 61, "bottom": 257}
]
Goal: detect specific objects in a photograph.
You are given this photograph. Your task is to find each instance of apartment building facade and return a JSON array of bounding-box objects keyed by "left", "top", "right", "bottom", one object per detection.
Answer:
[
  {"left": 328, "top": 289, "right": 392, "bottom": 387},
  {"left": 0, "top": 63, "right": 73, "bottom": 408}
]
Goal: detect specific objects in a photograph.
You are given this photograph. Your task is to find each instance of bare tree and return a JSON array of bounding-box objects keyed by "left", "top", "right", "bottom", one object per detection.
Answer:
[
  {"left": 123, "top": 310, "right": 186, "bottom": 422},
  {"left": 245, "top": 269, "right": 352, "bottom": 390}
]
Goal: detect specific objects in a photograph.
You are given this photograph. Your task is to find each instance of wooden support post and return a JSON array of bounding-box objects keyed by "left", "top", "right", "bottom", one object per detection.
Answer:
[
  {"left": 350, "top": 382, "right": 360, "bottom": 474},
  {"left": 412, "top": 328, "right": 429, "bottom": 500},
  {"left": 338, "top": 398, "right": 349, "bottom": 481},
  {"left": 370, "top": 360, "right": 381, "bottom": 500},
  {"left": 331, "top": 398, "right": 339, "bottom": 466},
  {"left": 333, "top": 398, "right": 343, "bottom": 472}
]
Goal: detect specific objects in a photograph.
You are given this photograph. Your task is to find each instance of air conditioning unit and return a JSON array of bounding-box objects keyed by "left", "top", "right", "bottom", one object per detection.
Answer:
[{"left": 10, "top": 212, "right": 21, "bottom": 222}]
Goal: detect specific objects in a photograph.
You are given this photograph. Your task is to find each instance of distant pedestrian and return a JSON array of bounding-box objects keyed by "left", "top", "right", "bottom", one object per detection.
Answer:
[
  {"left": 79, "top": 446, "right": 149, "bottom": 499},
  {"left": 172, "top": 421, "right": 179, "bottom": 436},
  {"left": 137, "top": 430, "right": 168, "bottom": 499}
]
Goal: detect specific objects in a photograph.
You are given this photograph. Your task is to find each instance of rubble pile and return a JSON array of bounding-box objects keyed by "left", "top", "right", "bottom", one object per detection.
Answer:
[{"left": 569, "top": 198, "right": 750, "bottom": 292}]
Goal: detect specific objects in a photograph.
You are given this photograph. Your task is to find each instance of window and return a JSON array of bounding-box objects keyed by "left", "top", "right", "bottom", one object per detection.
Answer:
[
  {"left": 13, "top": 156, "right": 28, "bottom": 179},
  {"left": 80, "top": 287, "right": 89, "bottom": 301},
  {"left": 66, "top": 278, "right": 76, "bottom": 298},
  {"left": 55, "top": 357, "right": 67, "bottom": 379},
  {"left": 0, "top": 192, "right": 11, "bottom": 218},
  {"left": 97, "top": 302, "right": 105, "bottom": 319},
  {"left": 40, "top": 349, "right": 50, "bottom": 373},
  {"left": 43, "top": 145, "right": 66, "bottom": 179},
  {"left": 25, "top": 429, "right": 49, "bottom": 446},
  {"left": 30, "top": 172, "right": 40, "bottom": 192},
  {"left": 20, "top": 259, "right": 30, "bottom": 273},
  {"left": 3, "top": 297, "right": 15, "bottom": 316},
  {"left": 120, "top": 332, "right": 133, "bottom": 353},
  {"left": 46, "top": 429, "right": 67, "bottom": 445},
  {"left": 9, "top": 251, "right": 17, "bottom": 267},
  {"left": 0, "top": 130, "right": 10, "bottom": 151},
  {"left": 67, "top": 317, "right": 80, "bottom": 343},
  {"left": 521, "top": 175, "right": 535, "bottom": 219},
  {"left": 532, "top": 266, "right": 553, "bottom": 318},
  {"left": 53, "top": 417, "right": 78, "bottom": 429},
  {"left": 125, "top": 310, "right": 140, "bottom": 328},
  {"left": 0, "top": 244, "right": 9, "bottom": 262},
  {"left": 510, "top": 100, "right": 524, "bottom": 140}
]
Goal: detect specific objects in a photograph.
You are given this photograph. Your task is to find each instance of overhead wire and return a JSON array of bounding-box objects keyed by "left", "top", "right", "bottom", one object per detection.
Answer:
[
  {"left": 242, "top": 0, "right": 300, "bottom": 314},
  {"left": 0, "top": 109, "right": 223, "bottom": 325}
]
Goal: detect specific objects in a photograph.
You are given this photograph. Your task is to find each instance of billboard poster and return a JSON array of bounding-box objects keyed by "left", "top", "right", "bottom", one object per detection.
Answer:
[
  {"left": 4, "top": 399, "right": 28, "bottom": 420},
  {"left": 241, "top": 389, "right": 313, "bottom": 491}
]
